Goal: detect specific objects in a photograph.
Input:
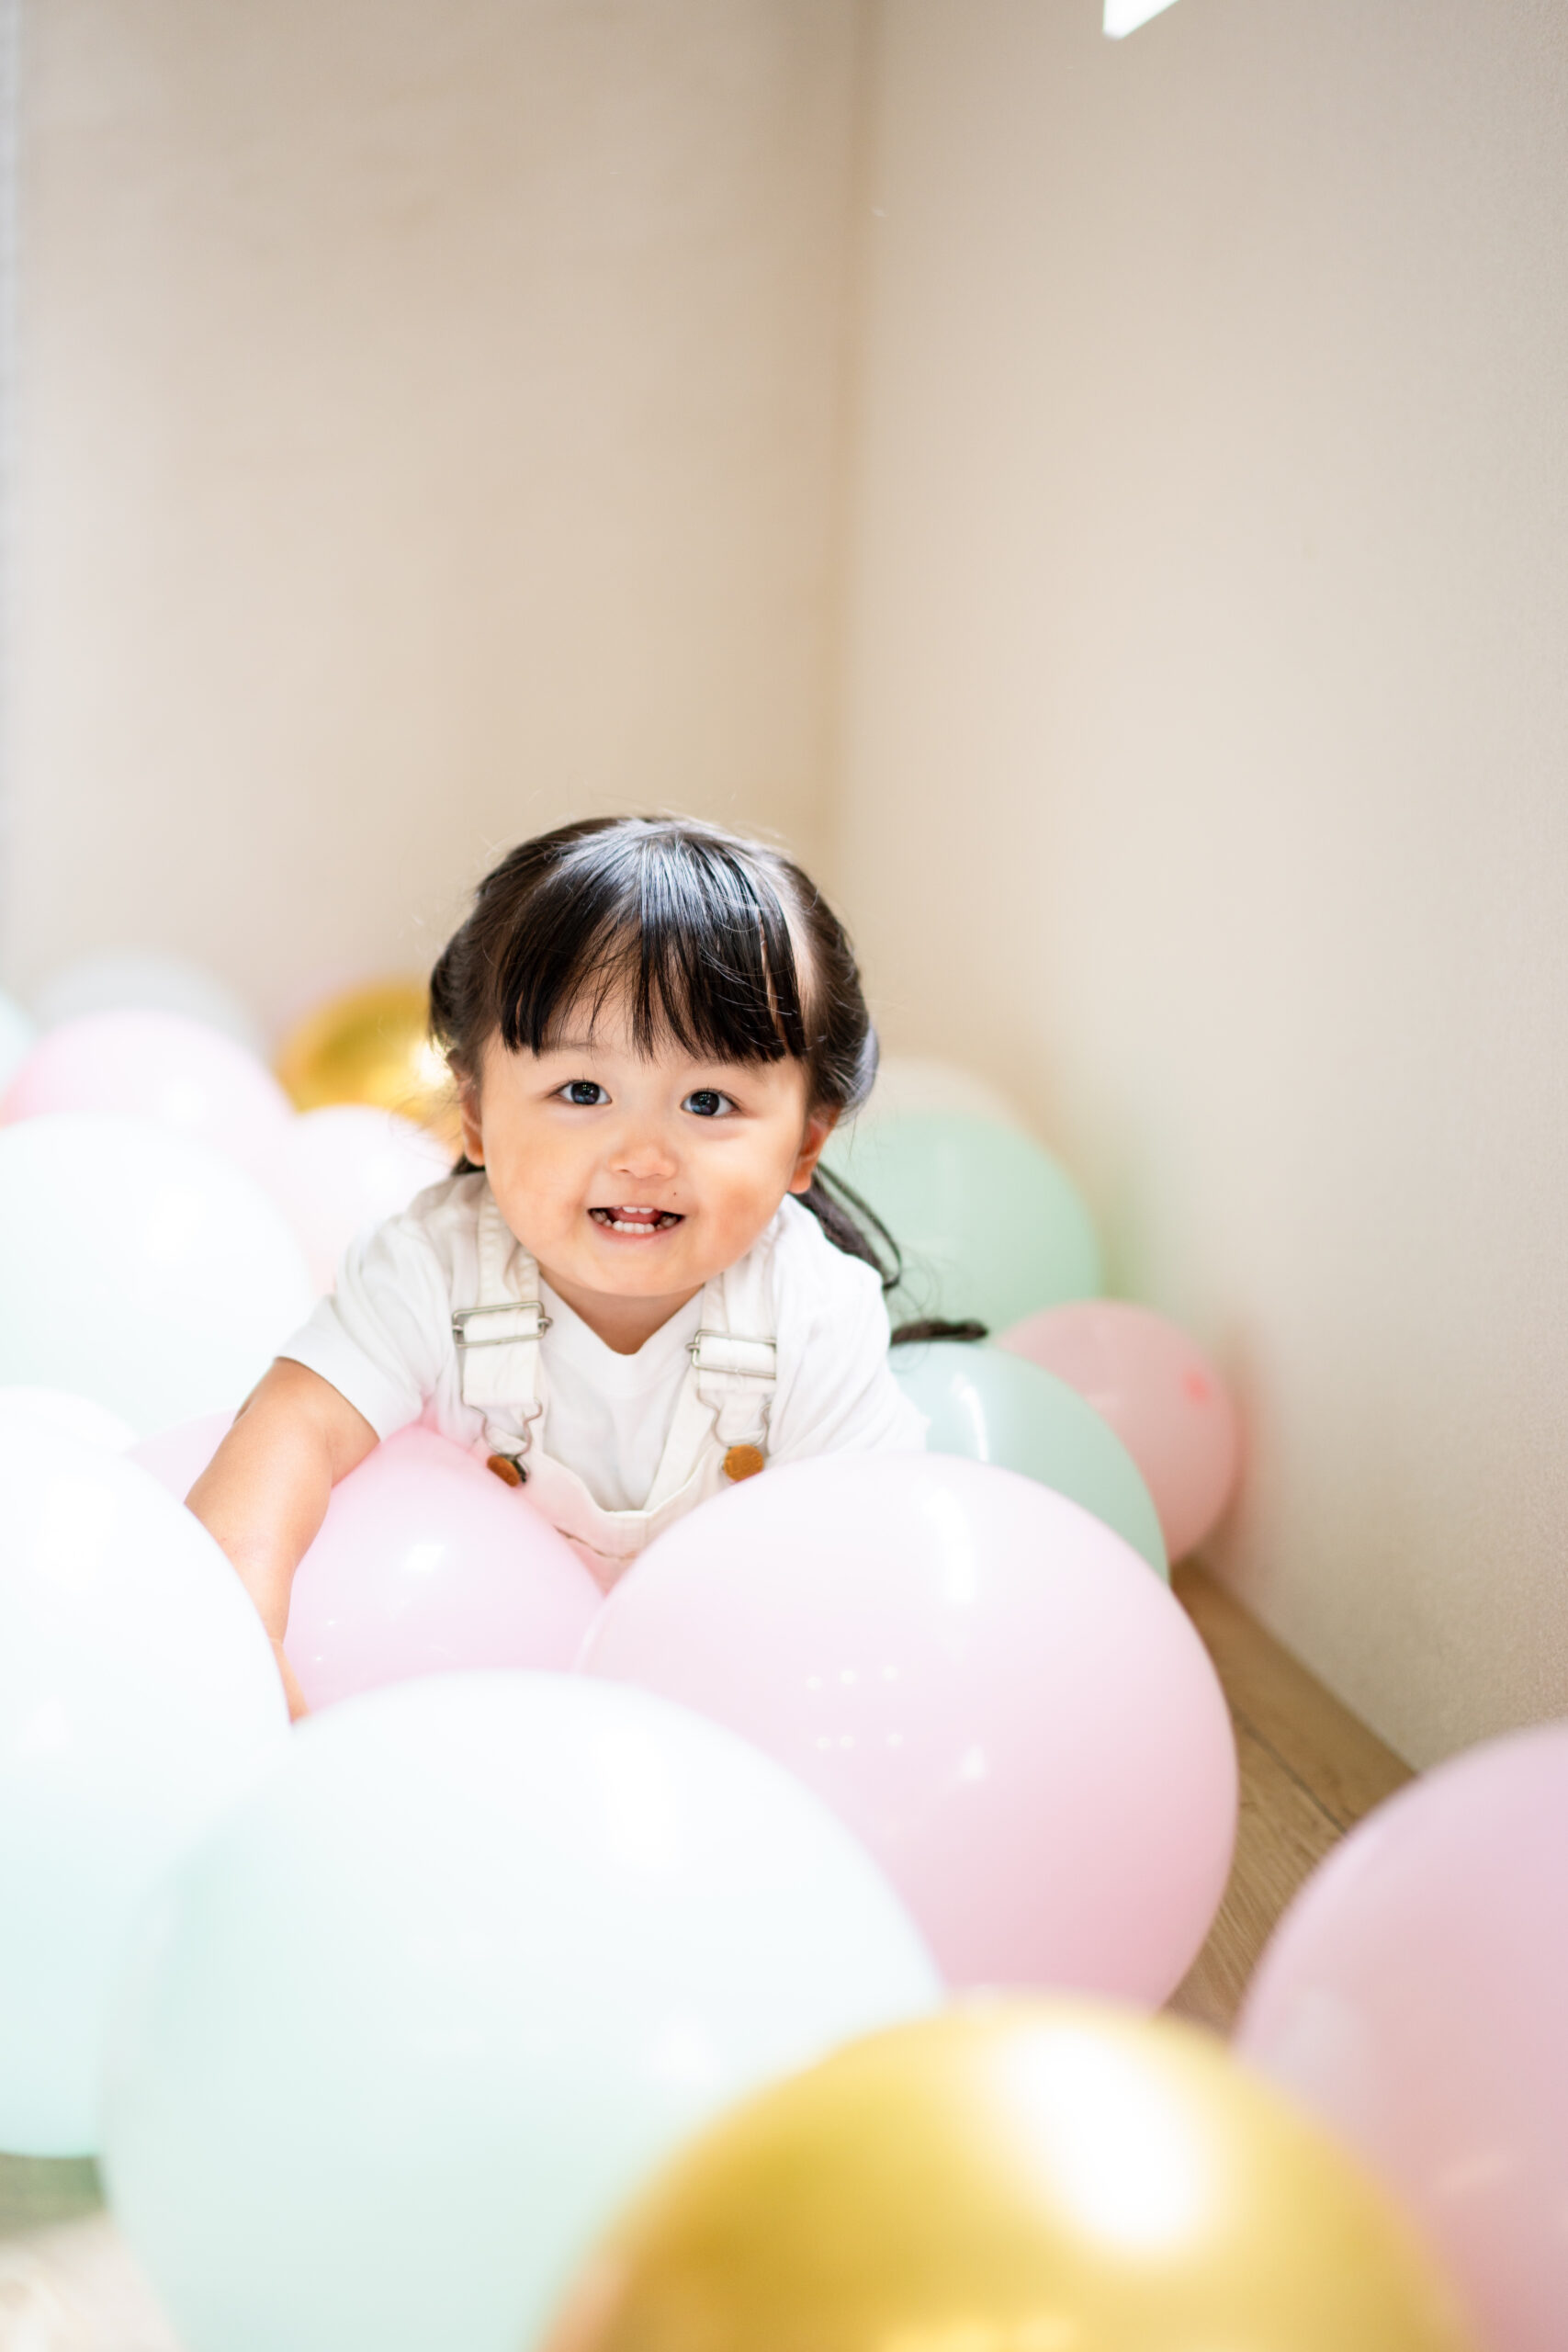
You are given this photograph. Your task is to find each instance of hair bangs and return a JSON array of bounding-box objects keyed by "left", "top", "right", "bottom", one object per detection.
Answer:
[{"left": 491, "top": 828, "right": 807, "bottom": 1069}]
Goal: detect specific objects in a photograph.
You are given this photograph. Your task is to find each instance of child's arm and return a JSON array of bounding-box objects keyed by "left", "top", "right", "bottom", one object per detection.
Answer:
[{"left": 186, "top": 1359, "right": 379, "bottom": 1720}]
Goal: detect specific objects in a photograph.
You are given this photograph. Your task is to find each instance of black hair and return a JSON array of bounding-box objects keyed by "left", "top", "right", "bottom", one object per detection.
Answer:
[{"left": 427, "top": 815, "right": 984, "bottom": 1343}]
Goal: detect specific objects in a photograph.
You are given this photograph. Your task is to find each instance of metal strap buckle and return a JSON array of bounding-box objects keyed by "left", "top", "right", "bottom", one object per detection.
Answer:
[
  {"left": 451, "top": 1301, "right": 551, "bottom": 1350},
  {"left": 689, "top": 1330, "right": 777, "bottom": 1380}
]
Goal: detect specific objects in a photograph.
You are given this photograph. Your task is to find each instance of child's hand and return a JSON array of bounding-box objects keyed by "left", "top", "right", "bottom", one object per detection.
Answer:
[
  {"left": 272, "top": 1638, "right": 310, "bottom": 1723},
  {"left": 186, "top": 1358, "right": 377, "bottom": 1720}
]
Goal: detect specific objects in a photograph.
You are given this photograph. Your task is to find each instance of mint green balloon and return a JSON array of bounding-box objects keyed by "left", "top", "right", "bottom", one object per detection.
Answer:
[
  {"left": 0, "top": 1426, "right": 288, "bottom": 2155},
  {"left": 894, "top": 1340, "right": 1168, "bottom": 1579},
  {"left": 102, "top": 1673, "right": 938, "bottom": 2352},
  {"left": 827, "top": 1111, "right": 1101, "bottom": 1332}
]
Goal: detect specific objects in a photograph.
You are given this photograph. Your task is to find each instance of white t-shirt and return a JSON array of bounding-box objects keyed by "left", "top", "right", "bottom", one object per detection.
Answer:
[{"left": 279, "top": 1175, "right": 924, "bottom": 1511}]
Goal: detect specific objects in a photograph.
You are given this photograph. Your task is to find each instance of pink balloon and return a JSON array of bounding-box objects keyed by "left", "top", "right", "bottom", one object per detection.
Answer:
[
  {"left": 287, "top": 1428, "right": 602, "bottom": 1709},
  {"left": 0, "top": 1010, "right": 292, "bottom": 1167},
  {"left": 249, "top": 1105, "right": 450, "bottom": 1291},
  {"left": 580, "top": 1453, "right": 1235, "bottom": 2001},
  {"left": 132, "top": 1418, "right": 602, "bottom": 1712},
  {"left": 1238, "top": 1724, "right": 1568, "bottom": 2352},
  {"left": 130, "top": 1411, "right": 237, "bottom": 1500},
  {"left": 998, "top": 1300, "right": 1239, "bottom": 1561}
]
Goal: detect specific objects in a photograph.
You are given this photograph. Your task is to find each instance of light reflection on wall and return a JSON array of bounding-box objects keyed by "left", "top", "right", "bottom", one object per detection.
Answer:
[{"left": 1103, "top": 0, "right": 1181, "bottom": 37}]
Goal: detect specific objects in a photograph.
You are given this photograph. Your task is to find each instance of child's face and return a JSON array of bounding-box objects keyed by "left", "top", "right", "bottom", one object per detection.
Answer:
[{"left": 457, "top": 1002, "right": 834, "bottom": 1345}]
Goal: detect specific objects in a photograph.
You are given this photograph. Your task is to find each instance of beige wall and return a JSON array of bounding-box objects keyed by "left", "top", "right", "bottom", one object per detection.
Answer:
[
  {"left": 9, "top": 0, "right": 1566, "bottom": 1766},
  {"left": 2, "top": 0, "right": 864, "bottom": 1029},
  {"left": 834, "top": 0, "right": 1568, "bottom": 1765}
]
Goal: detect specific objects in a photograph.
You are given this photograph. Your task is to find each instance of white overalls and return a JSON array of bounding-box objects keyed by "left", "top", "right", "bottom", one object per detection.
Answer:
[{"left": 451, "top": 1191, "right": 778, "bottom": 1590}]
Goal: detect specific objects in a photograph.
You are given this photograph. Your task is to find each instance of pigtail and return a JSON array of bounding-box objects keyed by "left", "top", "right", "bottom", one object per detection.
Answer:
[
  {"left": 888, "top": 1316, "right": 988, "bottom": 1346},
  {"left": 797, "top": 1164, "right": 898, "bottom": 1288}
]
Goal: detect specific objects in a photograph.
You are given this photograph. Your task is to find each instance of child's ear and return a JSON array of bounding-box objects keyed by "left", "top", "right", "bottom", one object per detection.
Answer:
[
  {"left": 457, "top": 1077, "right": 485, "bottom": 1167},
  {"left": 787, "top": 1106, "right": 838, "bottom": 1194}
]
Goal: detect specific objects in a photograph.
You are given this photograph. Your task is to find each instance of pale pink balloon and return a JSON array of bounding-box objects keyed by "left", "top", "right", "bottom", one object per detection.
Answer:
[
  {"left": 249, "top": 1104, "right": 450, "bottom": 1292},
  {"left": 130, "top": 1411, "right": 236, "bottom": 1499},
  {"left": 580, "top": 1453, "right": 1235, "bottom": 2001},
  {"left": 133, "top": 1418, "right": 602, "bottom": 1711},
  {"left": 1238, "top": 1724, "right": 1568, "bottom": 2352},
  {"left": 0, "top": 1010, "right": 293, "bottom": 1167},
  {"left": 998, "top": 1300, "right": 1239, "bottom": 1562}
]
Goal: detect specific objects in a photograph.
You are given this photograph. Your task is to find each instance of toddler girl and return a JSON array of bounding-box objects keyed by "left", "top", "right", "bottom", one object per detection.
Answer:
[{"left": 190, "top": 816, "right": 928, "bottom": 1714}]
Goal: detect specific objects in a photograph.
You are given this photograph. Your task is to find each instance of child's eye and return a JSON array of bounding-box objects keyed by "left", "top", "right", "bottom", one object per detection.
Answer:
[
  {"left": 682, "top": 1089, "right": 735, "bottom": 1119},
  {"left": 560, "top": 1080, "right": 609, "bottom": 1107}
]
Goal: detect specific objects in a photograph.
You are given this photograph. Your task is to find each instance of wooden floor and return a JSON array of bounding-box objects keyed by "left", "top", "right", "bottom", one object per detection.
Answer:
[
  {"left": 0, "top": 1567, "right": 1412, "bottom": 2344},
  {"left": 1166, "top": 1561, "right": 1410, "bottom": 2031}
]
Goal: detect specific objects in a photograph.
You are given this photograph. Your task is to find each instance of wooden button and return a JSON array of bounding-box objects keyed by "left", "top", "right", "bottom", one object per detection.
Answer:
[
  {"left": 722, "top": 1443, "right": 766, "bottom": 1483},
  {"left": 486, "top": 1453, "right": 525, "bottom": 1487}
]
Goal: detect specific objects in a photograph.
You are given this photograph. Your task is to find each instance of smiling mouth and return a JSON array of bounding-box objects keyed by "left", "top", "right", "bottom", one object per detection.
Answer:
[{"left": 590, "top": 1205, "right": 684, "bottom": 1236}]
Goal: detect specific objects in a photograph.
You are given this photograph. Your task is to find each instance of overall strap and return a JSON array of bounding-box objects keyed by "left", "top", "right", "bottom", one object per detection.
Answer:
[
  {"left": 695, "top": 1227, "right": 778, "bottom": 1449},
  {"left": 450, "top": 1186, "right": 547, "bottom": 1457},
  {"left": 642, "top": 1231, "right": 779, "bottom": 1510}
]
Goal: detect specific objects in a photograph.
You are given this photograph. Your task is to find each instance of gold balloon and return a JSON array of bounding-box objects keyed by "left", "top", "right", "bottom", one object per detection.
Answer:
[
  {"left": 274, "top": 980, "right": 460, "bottom": 1148},
  {"left": 543, "top": 2005, "right": 1474, "bottom": 2352}
]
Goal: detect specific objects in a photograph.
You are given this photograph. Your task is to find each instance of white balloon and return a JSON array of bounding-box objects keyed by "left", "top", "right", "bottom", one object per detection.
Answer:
[
  {"left": 0, "top": 1426, "right": 288, "bottom": 2154},
  {"left": 0, "top": 1114, "right": 314, "bottom": 1435},
  {"left": 102, "top": 1674, "right": 938, "bottom": 2352},
  {"left": 0, "top": 987, "right": 35, "bottom": 1090},
  {"left": 0, "top": 1384, "right": 136, "bottom": 1452},
  {"left": 250, "top": 1104, "right": 451, "bottom": 1292},
  {"left": 853, "top": 1053, "right": 1031, "bottom": 1134},
  {"left": 31, "top": 951, "right": 265, "bottom": 1057}
]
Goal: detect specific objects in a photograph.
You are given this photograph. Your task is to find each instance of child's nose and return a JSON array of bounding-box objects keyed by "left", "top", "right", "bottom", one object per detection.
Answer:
[{"left": 608, "top": 1121, "right": 679, "bottom": 1182}]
